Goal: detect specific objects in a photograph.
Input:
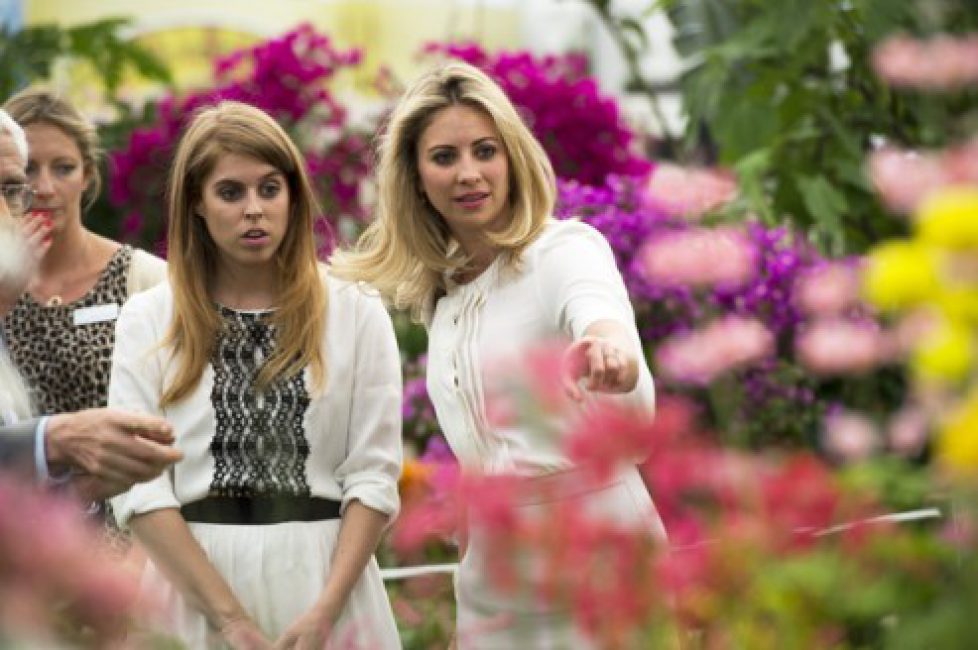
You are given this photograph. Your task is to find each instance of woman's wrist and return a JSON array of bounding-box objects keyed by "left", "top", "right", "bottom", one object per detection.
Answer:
[
  {"left": 310, "top": 594, "right": 342, "bottom": 625},
  {"left": 215, "top": 608, "right": 252, "bottom": 633}
]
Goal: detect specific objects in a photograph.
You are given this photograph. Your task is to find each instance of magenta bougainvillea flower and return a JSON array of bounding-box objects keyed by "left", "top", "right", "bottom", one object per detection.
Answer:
[
  {"left": 109, "top": 24, "right": 366, "bottom": 250},
  {"left": 424, "top": 42, "right": 652, "bottom": 185}
]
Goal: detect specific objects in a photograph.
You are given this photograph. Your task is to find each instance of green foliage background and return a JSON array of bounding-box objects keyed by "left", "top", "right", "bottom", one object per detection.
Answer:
[{"left": 594, "top": 0, "right": 978, "bottom": 255}]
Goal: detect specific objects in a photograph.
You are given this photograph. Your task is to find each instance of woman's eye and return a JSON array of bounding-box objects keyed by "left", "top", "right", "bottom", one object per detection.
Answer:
[
  {"left": 259, "top": 182, "right": 281, "bottom": 199},
  {"left": 25, "top": 163, "right": 37, "bottom": 178},
  {"left": 217, "top": 185, "right": 242, "bottom": 201},
  {"left": 431, "top": 151, "right": 455, "bottom": 166},
  {"left": 475, "top": 144, "right": 496, "bottom": 160},
  {"left": 54, "top": 164, "right": 77, "bottom": 176}
]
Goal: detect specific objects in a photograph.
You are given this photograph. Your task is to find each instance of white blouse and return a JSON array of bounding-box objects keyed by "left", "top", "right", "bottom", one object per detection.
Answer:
[
  {"left": 426, "top": 219, "right": 655, "bottom": 475},
  {"left": 109, "top": 272, "right": 403, "bottom": 527}
]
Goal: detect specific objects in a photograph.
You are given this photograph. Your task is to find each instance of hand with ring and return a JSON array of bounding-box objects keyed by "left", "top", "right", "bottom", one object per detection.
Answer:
[{"left": 562, "top": 334, "right": 637, "bottom": 401}]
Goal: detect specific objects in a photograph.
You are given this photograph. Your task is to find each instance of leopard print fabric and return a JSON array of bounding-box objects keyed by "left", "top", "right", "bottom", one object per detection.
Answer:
[
  {"left": 1, "top": 245, "right": 133, "bottom": 415},
  {"left": 2, "top": 245, "right": 137, "bottom": 538}
]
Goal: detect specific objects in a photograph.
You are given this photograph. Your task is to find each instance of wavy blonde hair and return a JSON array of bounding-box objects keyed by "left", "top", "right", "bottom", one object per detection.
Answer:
[
  {"left": 161, "top": 101, "right": 326, "bottom": 407},
  {"left": 3, "top": 87, "right": 103, "bottom": 209},
  {"left": 330, "top": 61, "right": 556, "bottom": 319}
]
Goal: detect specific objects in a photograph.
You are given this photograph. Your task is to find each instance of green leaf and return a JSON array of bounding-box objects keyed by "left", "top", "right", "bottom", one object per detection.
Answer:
[
  {"left": 816, "top": 106, "right": 863, "bottom": 159},
  {"left": 797, "top": 174, "right": 848, "bottom": 254},
  {"left": 733, "top": 148, "right": 774, "bottom": 222},
  {"left": 667, "top": 0, "right": 742, "bottom": 58},
  {"left": 712, "top": 98, "right": 780, "bottom": 163},
  {"left": 0, "top": 16, "right": 171, "bottom": 98},
  {"left": 764, "top": 0, "right": 822, "bottom": 53}
]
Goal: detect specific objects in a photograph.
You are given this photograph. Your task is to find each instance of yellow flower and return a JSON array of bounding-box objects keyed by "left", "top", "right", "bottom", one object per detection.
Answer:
[
  {"left": 935, "top": 287, "right": 978, "bottom": 324},
  {"left": 916, "top": 187, "right": 978, "bottom": 250},
  {"left": 863, "top": 241, "right": 940, "bottom": 312},
  {"left": 399, "top": 458, "right": 434, "bottom": 500},
  {"left": 911, "top": 315, "right": 974, "bottom": 383},
  {"left": 939, "top": 389, "right": 978, "bottom": 471}
]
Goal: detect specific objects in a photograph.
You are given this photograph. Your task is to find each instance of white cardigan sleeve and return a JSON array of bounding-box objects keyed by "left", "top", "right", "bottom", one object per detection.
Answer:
[
  {"left": 126, "top": 248, "right": 167, "bottom": 296},
  {"left": 535, "top": 220, "right": 636, "bottom": 339},
  {"left": 108, "top": 288, "right": 180, "bottom": 528},
  {"left": 535, "top": 220, "right": 655, "bottom": 415},
  {"left": 334, "top": 287, "right": 403, "bottom": 520}
]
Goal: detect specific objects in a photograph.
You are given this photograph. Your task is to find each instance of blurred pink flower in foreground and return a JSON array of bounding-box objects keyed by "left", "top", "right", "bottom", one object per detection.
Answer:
[
  {"left": 794, "top": 262, "right": 863, "bottom": 316},
  {"left": 887, "top": 406, "right": 930, "bottom": 457},
  {"left": 823, "top": 410, "right": 880, "bottom": 463},
  {"left": 640, "top": 226, "right": 756, "bottom": 288},
  {"left": 795, "top": 317, "right": 885, "bottom": 375},
  {"left": 566, "top": 397, "right": 691, "bottom": 480},
  {"left": 656, "top": 315, "right": 774, "bottom": 385},
  {"left": 868, "top": 140, "right": 978, "bottom": 213},
  {"left": 0, "top": 478, "right": 147, "bottom": 645},
  {"left": 873, "top": 34, "right": 978, "bottom": 89},
  {"left": 883, "top": 309, "right": 940, "bottom": 360},
  {"left": 391, "top": 458, "right": 462, "bottom": 553},
  {"left": 644, "top": 163, "right": 738, "bottom": 218}
]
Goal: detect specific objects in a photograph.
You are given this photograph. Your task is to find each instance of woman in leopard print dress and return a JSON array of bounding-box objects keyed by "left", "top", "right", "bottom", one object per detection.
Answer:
[
  {"left": 0, "top": 88, "right": 165, "bottom": 416},
  {"left": 1, "top": 90, "right": 165, "bottom": 529}
]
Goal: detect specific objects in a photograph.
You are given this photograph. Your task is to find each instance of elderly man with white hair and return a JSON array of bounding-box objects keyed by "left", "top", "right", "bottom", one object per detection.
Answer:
[{"left": 0, "top": 107, "right": 181, "bottom": 501}]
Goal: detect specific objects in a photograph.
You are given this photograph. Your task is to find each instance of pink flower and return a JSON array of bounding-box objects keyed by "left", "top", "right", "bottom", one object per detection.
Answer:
[
  {"left": 795, "top": 317, "right": 884, "bottom": 375},
  {"left": 0, "top": 479, "right": 148, "bottom": 644},
  {"left": 656, "top": 316, "right": 775, "bottom": 385},
  {"left": 565, "top": 398, "right": 691, "bottom": 480},
  {"left": 881, "top": 309, "right": 939, "bottom": 360},
  {"left": 874, "top": 34, "right": 978, "bottom": 89},
  {"left": 793, "top": 262, "right": 862, "bottom": 316},
  {"left": 482, "top": 340, "right": 574, "bottom": 430},
  {"left": 640, "top": 226, "right": 755, "bottom": 288},
  {"left": 887, "top": 406, "right": 930, "bottom": 457},
  {"left": 944, "top": 138, "right": 978, "bottom": 182},
  {"left": 822, "top": 410, "right": 880, "bottom": 463},
  {"left": 867, "top": 148, "right": 947, "bottom": 213},
  {"left": 941, "top": 511, "right": 977, "bottom": 549},
  {"left": 644, "top": 163, "right": 738, "bottom": 218},
  {"left": 390, "top": 459, "right": 462, "bottom": 553},
  {"left": 758, "top": 455, "right": 844, "bottom": 548}
]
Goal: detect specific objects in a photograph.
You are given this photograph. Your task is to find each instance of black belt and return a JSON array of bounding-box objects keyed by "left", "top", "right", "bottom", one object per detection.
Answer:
[{"left": 180, "top": 495, "right": 342, "bottom": 525}]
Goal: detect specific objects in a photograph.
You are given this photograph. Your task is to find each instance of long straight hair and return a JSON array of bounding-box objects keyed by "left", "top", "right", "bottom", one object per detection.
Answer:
[
  {"left": 330, "top": 61, "right": 556, "bottom": 320},
  {"left": 161, "top": 101, "right": 326, "bottom": 407}
]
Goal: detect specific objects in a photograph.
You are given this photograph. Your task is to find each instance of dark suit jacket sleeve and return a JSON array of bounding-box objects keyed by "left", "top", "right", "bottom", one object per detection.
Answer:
[{"left": 0, "top": 418, "right": 40, "bottom": 478}]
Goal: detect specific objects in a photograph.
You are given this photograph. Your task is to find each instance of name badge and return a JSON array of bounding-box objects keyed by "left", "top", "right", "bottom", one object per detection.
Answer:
[{"left": 73, "top": 303, "right": 120, "bottom": 326}]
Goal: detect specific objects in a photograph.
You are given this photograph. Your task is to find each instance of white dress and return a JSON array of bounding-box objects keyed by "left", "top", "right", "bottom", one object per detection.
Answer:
[
  {"left": 109, "top": 273, "right": 403, "bottom": 649},
  {"left": 426, "top": 219, "right": 666, "bottom": 649}
]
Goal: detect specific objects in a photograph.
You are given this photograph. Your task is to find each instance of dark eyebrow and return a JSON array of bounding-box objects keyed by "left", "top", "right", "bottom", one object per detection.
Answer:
[
  {"left": 425, "top": 143, "right": 456, "bottom": 155},
  {"left": 212, "top": 171, "right": 284, "bottom": 185},
  {"left": 425, "top": 137, "right": 498, "bottom": 155}
]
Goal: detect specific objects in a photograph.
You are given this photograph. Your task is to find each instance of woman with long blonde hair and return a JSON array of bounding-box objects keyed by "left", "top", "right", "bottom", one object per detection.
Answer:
[
  {"left": 109, "top": 101, "right": 403, "bottom": 649},
  {"left": 332, "top": 61, "right": 665, "bottom": 648}
]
